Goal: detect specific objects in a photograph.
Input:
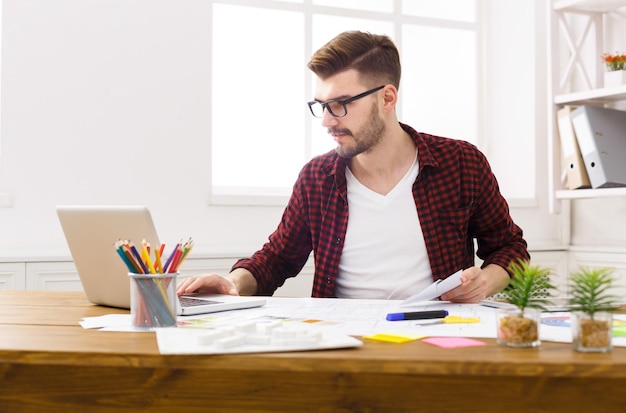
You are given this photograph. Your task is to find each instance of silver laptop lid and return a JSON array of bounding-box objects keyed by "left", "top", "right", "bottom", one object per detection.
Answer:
[{"left": 57, "top": 205, "right": 160, "bottom": 309}]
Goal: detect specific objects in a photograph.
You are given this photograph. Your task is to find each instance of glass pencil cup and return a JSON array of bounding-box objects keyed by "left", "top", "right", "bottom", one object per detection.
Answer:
[{"left": 128, "top": 272, "right": 178, "bottom": 329}]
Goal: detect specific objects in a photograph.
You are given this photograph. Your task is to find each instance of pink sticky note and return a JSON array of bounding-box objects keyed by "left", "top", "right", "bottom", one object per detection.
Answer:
[{"left": 422, "top": 337, "right": 486, "bottom": 348}]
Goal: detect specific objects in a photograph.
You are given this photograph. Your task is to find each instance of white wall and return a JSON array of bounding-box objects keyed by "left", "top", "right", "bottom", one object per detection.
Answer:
[
  {"left": 0, "top": 0, "right": 284, "bottom": 256},
  {"left": 0, "top": 0, "right": 622, "bottom": 266}
]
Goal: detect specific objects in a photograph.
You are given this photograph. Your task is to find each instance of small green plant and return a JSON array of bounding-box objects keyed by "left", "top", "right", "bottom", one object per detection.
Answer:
[
  {"left": 501, "top": 260, "right": 555, "bottom": 315},
  {"left": 568, "top": 267, "right": 620, "bottom": 318}
]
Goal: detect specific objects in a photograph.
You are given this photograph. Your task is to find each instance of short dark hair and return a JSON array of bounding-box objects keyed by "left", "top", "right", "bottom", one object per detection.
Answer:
[{"left": 307, "top": 31, "right": 401, "bottom": 90}]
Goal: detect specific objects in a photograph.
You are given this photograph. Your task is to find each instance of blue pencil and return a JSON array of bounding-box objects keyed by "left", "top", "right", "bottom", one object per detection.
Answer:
[{"left": 128, "top": 242, "right": 149, "bottom": 274}]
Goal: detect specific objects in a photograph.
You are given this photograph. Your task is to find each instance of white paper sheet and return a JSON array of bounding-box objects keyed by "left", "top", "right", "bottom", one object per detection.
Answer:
[{"left": 400, "top": 270, "right": 463, "bottom": 306}]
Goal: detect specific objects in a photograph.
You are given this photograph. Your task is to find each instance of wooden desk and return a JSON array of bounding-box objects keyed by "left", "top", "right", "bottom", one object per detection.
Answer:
[{"left": 1, "top": 290, "right": 625, "bottom": 413}]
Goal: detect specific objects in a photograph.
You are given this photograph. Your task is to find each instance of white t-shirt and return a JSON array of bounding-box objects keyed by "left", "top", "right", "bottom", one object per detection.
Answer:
[{"left": 335, "top": 155, "right": 433, "bottom": 299}]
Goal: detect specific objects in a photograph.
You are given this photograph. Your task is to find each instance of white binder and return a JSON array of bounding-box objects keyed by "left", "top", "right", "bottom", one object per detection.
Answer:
[
  {"left": 556, "top": 106, "right": 590, "bottom": 189},
  {"left": 570, "top": 105, "right": 626, "bottom": 189}
]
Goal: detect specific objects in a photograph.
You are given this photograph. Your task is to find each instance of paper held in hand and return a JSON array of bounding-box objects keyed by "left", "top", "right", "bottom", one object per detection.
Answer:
[{"left": 400, "top": 270, "right": 463, "bottom": 307}]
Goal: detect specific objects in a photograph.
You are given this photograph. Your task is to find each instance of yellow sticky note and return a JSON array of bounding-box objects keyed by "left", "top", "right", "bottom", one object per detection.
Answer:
[
  {"left": 363, "top": 333, "right": 425, "bottom": 343},
  {"left": 443, "top": 315, "right": 480, "bottom": 324}
]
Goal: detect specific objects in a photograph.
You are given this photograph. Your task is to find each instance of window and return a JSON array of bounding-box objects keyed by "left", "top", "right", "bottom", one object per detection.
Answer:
[{"left": 210, "top": 0, "right": 486, "bottom": 204}]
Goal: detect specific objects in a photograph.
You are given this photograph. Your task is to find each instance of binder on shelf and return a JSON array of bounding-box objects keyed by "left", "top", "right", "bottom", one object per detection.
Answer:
[
  {"left": 570, "top": 105, "right": 626, "bottom": 189},
  {"left": 556, "top": 106, "right": 590, "bottom": 189}
]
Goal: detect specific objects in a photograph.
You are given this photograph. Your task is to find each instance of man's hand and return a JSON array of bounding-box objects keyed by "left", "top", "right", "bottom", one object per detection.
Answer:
[
  {"left": 176, "top": 268, "right": 259, "bottom": 297},
  {"left": 176, "top": 273, "right": 239, "bottom": 296},
  {"left": 439, "top": 264, "right": 509, "bottom": 303}
]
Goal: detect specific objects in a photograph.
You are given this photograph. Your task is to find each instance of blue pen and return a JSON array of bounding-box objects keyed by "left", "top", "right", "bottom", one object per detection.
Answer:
[{"left": 386, "top": 310, "right": 448, "bottom": 321}]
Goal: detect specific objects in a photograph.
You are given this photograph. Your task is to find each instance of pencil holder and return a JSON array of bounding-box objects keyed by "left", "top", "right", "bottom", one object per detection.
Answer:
[{"left": 129, "top": 272, "right": 178, "bottom": 329}]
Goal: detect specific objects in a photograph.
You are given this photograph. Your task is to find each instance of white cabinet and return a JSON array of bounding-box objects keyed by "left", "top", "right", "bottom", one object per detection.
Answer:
[
  {"left": 568, "top": 249, "right": 626, "bottom": 298},
  {"left": 26, "top": 261, "right": 81, "bottom": 291},
  {"left": 548, "top": 0, "right": 626, "bottom": 211},
  {"left": 0, "top": 263, "right": 26, "bottom": 290}
]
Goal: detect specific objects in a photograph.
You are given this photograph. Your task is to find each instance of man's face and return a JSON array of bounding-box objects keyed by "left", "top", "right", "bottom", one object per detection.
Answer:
[{"left": 313, "top": 70, "right": 386, "bottom": 159}]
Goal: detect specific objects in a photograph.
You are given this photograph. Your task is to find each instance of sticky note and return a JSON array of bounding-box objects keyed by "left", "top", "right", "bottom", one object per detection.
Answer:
[
  {"left": 443, "top": 315, "right": 480, "bottom": 324},
  {"left": 363, "top": 333, "right": 425, "bottom": 343},
  {"left": 421, "top": 337, "right": 486, "bottom": 348},
  {"left": 613, "top": 326, "right": 626, "bottom": 337}
]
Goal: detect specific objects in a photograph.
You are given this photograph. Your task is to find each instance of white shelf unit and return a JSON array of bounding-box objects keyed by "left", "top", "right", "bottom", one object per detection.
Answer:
[
  {"left": 554, "top": 0, "right": 626, "bottom": 13},
  {"left": 548, "top": 0, "right": 626, "bottom": 210},
  {"left": 556, "top": 186, "right": 626, "bottom": 200},
  {"left": 554, "top": 84, "right": 626, "bottom": 105}
]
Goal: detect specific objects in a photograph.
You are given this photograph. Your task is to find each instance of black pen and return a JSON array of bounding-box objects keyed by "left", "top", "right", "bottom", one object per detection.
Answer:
[{"left": 386, "top": 310, "right": 448, "bottom": 321}]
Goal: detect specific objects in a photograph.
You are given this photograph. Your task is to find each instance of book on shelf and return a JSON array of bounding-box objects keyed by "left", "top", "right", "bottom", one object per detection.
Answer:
[
  {"left": 570, "top": 105, "right": 626, "bottom": 189},
  {"left": 556, "top": 106, "right": 591, "bottom": 190}
]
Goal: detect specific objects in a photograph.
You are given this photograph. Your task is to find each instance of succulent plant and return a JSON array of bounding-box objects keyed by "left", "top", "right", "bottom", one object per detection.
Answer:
[
  {"left": 568, "top": 267, "right": 620, "bottom": 318},
  {"left": 500, "top": 259, "right": 555, "bottom": 315}
]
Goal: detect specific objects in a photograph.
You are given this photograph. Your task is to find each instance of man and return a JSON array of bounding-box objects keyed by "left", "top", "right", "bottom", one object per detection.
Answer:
[{"left": 177, "top": 31, "right": 529, "bottom": 302}]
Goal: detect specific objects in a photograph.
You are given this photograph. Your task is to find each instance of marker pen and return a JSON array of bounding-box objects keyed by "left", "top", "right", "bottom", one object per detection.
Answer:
[{"left": 386, "top": 310, "right": 448, "bottom": 321}]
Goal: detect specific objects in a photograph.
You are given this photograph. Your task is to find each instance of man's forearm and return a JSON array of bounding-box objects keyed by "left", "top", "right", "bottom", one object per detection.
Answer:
[{"left": 229, "top": 267, "right": 259, "bottom": 296}]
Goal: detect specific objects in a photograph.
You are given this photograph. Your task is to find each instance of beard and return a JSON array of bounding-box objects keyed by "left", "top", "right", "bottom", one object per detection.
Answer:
[{"left": 331, "top": 102, "right": 386, "bottom": 159}]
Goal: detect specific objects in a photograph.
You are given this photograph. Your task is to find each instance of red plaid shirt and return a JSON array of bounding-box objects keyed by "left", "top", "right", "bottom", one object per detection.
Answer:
[{"left": 233, "top": 123, "right": 529, "bottom": 297}]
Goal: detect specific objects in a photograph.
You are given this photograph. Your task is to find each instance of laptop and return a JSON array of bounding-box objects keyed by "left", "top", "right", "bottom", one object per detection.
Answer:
[{"left": 56, "top": 205, "right": 266, "bottom": 315}]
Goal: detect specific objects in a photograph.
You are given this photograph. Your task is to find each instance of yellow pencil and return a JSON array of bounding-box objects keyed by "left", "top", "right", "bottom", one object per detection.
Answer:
[
  {"left": 154, "top": 245, "right": 163, "bottom": 273},
  {"left": 141, "top": 240, "right": 156, "bottom": 274}
]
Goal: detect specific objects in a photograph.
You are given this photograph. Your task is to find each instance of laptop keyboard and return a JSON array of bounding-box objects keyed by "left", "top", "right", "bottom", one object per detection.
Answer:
[{"left": 179, "top": 296, "right": 221, "bottom": 308}]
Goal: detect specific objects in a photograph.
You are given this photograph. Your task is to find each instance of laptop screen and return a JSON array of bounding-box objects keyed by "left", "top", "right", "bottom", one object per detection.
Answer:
[{"left": 57, "top": 205, "right": 160, "bottom": 309}]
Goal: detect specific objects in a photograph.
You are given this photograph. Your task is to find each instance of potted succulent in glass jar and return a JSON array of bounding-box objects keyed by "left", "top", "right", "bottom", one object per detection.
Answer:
[
  {"left": 496, "top": 260, "right": 555, "bottom": 348},
  {"left": 568, "top": 267, "right": 620, "bottom": 353}
]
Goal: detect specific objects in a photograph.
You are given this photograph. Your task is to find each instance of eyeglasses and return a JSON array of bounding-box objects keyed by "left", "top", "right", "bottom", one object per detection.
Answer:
[{"left": 307, "top": 85, "right": 385, "bottom": 118}]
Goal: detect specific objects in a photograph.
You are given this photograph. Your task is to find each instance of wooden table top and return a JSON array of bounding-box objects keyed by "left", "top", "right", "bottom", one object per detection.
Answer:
[
  {"left": 1, "top": 289, "right": 625, "bottom": 374},
  {"left": 2, "top": 290, "right": 626, "bottom": 413}
]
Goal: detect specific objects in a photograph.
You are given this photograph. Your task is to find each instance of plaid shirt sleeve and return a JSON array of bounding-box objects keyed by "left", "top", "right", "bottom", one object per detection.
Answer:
[
  {"left": 231, "top": 152, "right": 345, "bottom": 296},
  {"left": 233, "top": 122, "right": 529, "bottom": 297}
]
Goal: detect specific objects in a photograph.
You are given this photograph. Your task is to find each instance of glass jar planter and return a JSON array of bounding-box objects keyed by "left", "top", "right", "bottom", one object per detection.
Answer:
[
  {"left": 571, "top": 311, "right": 612, "bottom": 353},
  {"left": 496, "top": 307, "right": 541, "bottom": 348}
]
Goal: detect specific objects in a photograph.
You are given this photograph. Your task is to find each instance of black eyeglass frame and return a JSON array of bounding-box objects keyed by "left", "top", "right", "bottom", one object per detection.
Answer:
[{"left": 307, "top": 85, "right": 385, "bottom": 118}]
